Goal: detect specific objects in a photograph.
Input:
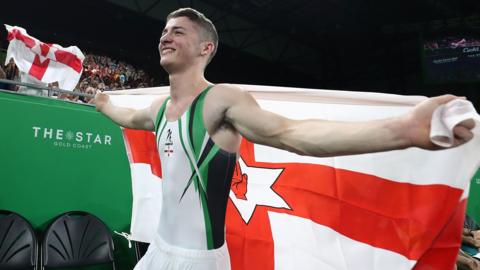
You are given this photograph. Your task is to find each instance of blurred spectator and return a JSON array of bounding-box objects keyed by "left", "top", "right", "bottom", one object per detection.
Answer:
[
  {"left": 57, "top": 91, "right": 78, "bottom": 102},
  {"left": 80, "top": 53, "right": 154, "bottom": 91},
  {"left": 51, "top": 82, "right": 77, "bottom": 102},
  {"left": 457, "top": 215, "right": 480, "bottom": 270},
  {"left": 457, "top": 249, "right": 480, "bottom": 270},
  {"left": 0, "top": 65, "right": 7, "bottom": 90},
  {"left": 4, "top": 59, "right": 19, "bottom": 91},
  {"left": 83, "top": 86, "right": 96, "bottom": 104},
  {"left": 465, "top": 215, "right": 480, "bottom": 232}
]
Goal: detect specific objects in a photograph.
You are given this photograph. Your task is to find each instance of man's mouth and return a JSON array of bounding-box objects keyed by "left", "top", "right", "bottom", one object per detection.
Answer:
[{"left": 161, "top": 48, "right": 176, "bottom": 55}]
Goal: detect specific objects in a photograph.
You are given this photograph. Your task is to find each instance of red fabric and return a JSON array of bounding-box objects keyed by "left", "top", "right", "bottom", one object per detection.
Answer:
[
  {"left": 225, "top": 140, "right": 463, "bottom": 269},
  {"left": 123, "top": 129, "right": 162, "bottom": 178},
  {"left": 40, "top": 43, "right": 51, "bottom": 57},
  {"left": 7, "top": 28, "right": 35, "bottom": 48},
  {"left": 54, "top": 49, "right": 82, "bottom": 73},
  {"left": 413, "top": 200, "right": 466, "bottom": 270},
  {"left": 28, "top": 55, "right": 50, "bottom": 80}
]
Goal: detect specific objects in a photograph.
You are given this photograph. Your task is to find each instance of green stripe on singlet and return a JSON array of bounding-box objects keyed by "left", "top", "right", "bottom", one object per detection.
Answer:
[
  {"left": 200, "top": 186, "right": 214, "bottom": 248},
  {"left": 178, "top": 86, "right": 217, "bottom": 249},
  {"left": 196, "top": 144, "right": 220, "bottom": 176},
  {"left": 189, "top": 86, "right": 213, "bottom": 159},
  {"left": 155, "top": 97, "right": 170, "bottom": 143},
  {"left": 177, "top": 116, "right": 201, "bottom": 193}
]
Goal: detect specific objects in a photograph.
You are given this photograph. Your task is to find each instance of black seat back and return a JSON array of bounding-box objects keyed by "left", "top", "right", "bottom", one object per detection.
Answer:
[
  {"left": 0, "top": 210, "right": 37, "bottom": 270},
  {"left": 42, "top": 211, "right": 114, "bottom": 268}
]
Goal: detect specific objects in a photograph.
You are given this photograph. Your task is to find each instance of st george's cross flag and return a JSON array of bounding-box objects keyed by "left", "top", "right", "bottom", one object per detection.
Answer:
[
  {"left": 4, "top": 25, "right": 85, "bottom": 90},
  {"left": 109, "top": 85, "right": 480, "bottom": 270}
]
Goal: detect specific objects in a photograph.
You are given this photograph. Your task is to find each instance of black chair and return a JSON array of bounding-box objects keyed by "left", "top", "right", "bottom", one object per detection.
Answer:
[
  {"left": 40, "top": 211, "right": 115, "bottom": 269},
  {"left": 0, "top": 210, "right": 38, "bottom": 270}
]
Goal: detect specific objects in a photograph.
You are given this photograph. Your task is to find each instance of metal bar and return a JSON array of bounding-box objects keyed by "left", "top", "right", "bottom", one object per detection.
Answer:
[{"left": 0, "top": 79, "right": 94, "bottom": 98}]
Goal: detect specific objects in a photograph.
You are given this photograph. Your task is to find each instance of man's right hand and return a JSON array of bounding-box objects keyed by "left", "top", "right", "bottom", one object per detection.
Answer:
[
  {"left": 94, "top": 90, "right": 110, "bottom": 112},
  {"left": 93, "top": 90, "right": 161, "bottom": 131}
]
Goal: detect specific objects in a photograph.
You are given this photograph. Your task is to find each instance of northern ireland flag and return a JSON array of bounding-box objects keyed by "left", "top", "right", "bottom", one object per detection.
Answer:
[
  {"left": 109, "top": 85, "right": 480, "bottom": 270},
  {"left": 4, "top": 25, "right": 85, "bottom": 90}
]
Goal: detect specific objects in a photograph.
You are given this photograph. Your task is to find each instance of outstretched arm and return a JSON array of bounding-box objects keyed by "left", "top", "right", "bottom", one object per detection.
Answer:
[
  {"left": 221, "top": 85, "right": 474, "bottom": 157},
  {"left": 94, "top": 91, "right": 163, "bottom": 131}
]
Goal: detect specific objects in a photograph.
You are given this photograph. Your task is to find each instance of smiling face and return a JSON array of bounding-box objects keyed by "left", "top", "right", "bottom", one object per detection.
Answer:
[{"left": 159, "top": 16, "right": 212, "bottom": 74}]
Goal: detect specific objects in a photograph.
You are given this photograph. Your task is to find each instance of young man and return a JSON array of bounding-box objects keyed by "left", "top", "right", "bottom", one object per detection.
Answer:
[{"left": 95, "top": 7, "right": 475, "bottom": 270}]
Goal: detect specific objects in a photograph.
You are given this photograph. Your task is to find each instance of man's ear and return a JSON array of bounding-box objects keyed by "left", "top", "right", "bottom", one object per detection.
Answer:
[{"left": 200, "top": 41, "right": 215, "bottom": 57}]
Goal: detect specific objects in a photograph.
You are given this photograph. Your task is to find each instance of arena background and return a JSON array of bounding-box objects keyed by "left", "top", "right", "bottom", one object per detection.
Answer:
[
  {"left": 1, "top": 0, "right": 480, "bottom": 108},
  {"left": 1, "top": 1, "right": 480, "bottom": 269}
]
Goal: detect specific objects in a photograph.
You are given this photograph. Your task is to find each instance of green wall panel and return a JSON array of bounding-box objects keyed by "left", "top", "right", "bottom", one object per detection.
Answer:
[
  {"left": 467, "top": 168, "right": 480, "bottom": 223},
  {"left": 0, "top": 91, "right": 135, "bottom": 269}
]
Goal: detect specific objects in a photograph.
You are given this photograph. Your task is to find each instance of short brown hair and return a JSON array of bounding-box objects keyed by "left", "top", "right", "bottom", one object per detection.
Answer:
[{"left": 167, "top": 8, "right": 218, "bottom": 64}]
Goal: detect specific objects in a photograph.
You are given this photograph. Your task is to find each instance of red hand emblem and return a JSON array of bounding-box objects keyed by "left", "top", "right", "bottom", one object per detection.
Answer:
[{"left": 231, "top": 161, "right": 248, "bottom": 200}]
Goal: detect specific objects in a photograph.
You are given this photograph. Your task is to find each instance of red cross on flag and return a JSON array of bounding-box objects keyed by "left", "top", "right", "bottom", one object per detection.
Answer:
[{"left": 4, "top": 25, "right": 85, "bottom": 90}]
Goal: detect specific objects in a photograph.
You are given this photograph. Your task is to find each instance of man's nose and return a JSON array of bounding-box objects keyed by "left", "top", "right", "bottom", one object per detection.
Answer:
[{"left": 160, "top": 32, "right": 172, "bottom": 44}]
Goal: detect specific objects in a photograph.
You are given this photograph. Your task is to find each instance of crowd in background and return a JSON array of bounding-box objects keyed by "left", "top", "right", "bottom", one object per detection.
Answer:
[
  {"left": 0, "top": 52, "right": 156, "bottom": 104},
  {"left": 458, "top": 215, "right": 480, "bottom": 270},
  {"left": 424, "top": 37, "right": 480, "bottom": 51},
  {"left": 80, "top": 53, "right": 154, "bottom": 91}
]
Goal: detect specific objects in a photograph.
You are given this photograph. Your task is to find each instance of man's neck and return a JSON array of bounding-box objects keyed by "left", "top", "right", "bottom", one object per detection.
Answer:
[{"left": 168, "top": 68, "right": 210, "bottom": 104}]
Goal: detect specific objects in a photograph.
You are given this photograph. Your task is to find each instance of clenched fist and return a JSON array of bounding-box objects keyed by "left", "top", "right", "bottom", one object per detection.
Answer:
[{"left": 94, "top": 90, "right": 110, "bottom": 112}]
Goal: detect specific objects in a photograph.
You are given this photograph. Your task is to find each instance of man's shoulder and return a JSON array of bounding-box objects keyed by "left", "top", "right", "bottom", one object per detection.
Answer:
[
  {"left": 208, "top": 84, "right": 247, "bottom": 102},
  {"left": 204, "top": 84, "right": 256, "bottom": 121},
  {"left": 211, "top": 83, "right": 243, "bottom": 93}
]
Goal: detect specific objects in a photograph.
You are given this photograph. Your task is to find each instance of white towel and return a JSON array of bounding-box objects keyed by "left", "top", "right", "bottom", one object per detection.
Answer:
[{"left": 430, "top": 99, "right": 480, "bottom": 147}]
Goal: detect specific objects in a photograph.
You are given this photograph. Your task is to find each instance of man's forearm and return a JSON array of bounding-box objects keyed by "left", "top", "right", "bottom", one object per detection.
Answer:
[
  {"left": 279, "top": 116, "right": 411, "bottom": 157},
  {"left": 97, "top": 102, "right": 135, "bottom": 128}
]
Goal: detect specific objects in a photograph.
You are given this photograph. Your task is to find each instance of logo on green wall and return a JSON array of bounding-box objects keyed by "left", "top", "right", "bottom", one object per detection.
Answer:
[{"left": 32, "top": 126, "right": 112, "bottom": 150}]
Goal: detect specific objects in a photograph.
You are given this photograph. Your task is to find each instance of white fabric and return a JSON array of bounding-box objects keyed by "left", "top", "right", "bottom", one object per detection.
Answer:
[
  {"left": 5, "top": 24, "right": 84, "bottom": 90},
  {"left": 269, "top": 212, "right": 417, "bottom": 270},
  {"left": 108, "top": 84, "right": 426, "bottom": 106},
  {"left": 129, "top": 163, "right": 163, "bottom": 243},
  {"left": 430, "top": 99, "right": 480, "bottom": 147},
  {"left": 133, "top": 235, "right": 230, "bottom": 270}
]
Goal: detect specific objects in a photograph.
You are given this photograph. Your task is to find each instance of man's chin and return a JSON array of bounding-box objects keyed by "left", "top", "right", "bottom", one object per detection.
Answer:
[
  {"left": 160, "top": 59, "right": 172, "bottom": 69},
  {"left": 160, "top": 60, "right": 177, "bottom": 74}
]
